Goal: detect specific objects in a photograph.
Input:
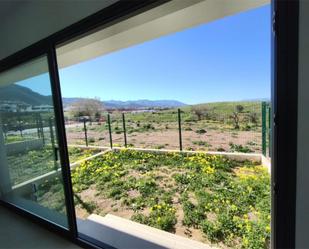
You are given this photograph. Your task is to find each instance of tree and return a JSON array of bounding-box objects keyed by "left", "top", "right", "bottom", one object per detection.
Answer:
[
  {"left": 236, "top": 105, "right": 244, "bottom": 113},
  {"left": 230, "top": 105, "right": 244, "bottom": 129},
  {"left": 192, "top": 105, "right": 209, "bottom": 121},
  {"left": 70, "top": 98, "right": 104, "bottom": 121}
]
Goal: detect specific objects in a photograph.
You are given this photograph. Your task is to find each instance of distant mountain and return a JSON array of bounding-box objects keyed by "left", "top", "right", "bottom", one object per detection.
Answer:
[
  {"left": 104, "top": 99, "right": 187, "bottom": 109},
  {"left": 0, "top": 84, "right": 52, "bottom": 105},
  {"left": 62, "top": 98, "right": 187, "bottom": 109},
  {"left": 0, "top": 85, "right": 186, "bottom": 109}
]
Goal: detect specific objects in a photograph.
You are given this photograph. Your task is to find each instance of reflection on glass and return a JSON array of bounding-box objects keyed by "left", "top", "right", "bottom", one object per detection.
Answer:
[{"left": 0, "top": 56, "right": 68, "bottom": 228}]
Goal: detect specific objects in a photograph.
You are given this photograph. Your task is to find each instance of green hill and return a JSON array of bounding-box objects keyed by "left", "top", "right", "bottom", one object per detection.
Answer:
[
  {"left": 0, "top": 84, "right": 52, "bottom": 106},
  {"left": 183, "top": 101, "right": 267, "bottom": 115}
]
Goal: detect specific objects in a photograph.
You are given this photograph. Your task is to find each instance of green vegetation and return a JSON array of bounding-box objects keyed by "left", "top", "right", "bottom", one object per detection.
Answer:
[
  {"left": 8, "top": 147, "right": 100, "bottom": 185},
  {"left": 35, "top": 175, "right": 66, "bottom": 214},
  {"left": 229, "top": 143, "right": 254, "bottom": 153},
  {"left": 8, "top": 147, "right": 56, "bottom": 185},
  {"left": 62, "top": 101, "right": 272, "bottom": 156},
  {"left": 68, "top": 149, "right": 270, "bottom": 248},
  {"left": 67, "top": 147, "right": 101, "bottom": 163},
  {"left": 5, "top": 134, "right": 26, "bottom": 144},
  {"left": 192, "top": 140, "right": 211, "bottom": 147},
  {"left": 64, "top": 101, "right": 269, "bottom": 153}
]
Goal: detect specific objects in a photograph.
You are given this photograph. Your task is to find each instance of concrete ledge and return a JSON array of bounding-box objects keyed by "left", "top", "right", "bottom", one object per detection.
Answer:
[
  {"left": 261, "top": 155, "right": 271, "bottom": 173},
  {"left": 70, "top": 149, "right": 111, "bottom": 169},
  {"left": 68, "top": 144, "right": 111, "bottom": 150},
  {"left": 12, "top": 149, "right": 109, "bottom": 196},
  {"left": 79, "top": 214, "right": 217, "bottom": 249},
  {"left": 6, "top": 139, "right": 43, "bottom": 155}
]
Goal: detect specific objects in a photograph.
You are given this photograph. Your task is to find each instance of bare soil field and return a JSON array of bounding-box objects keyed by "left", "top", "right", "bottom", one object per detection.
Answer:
[{"left": 65, "top": 122, "right": 261, "bottom": 153}]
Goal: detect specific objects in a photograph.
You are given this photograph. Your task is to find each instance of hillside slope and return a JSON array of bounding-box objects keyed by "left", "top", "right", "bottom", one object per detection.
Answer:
[{"left": 0, "top": 84, "right": 52, "bottom": 105}]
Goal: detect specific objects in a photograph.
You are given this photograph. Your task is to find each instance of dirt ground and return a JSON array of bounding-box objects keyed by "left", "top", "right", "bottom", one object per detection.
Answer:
[
  {"left": 66, "top": 122, "right": 262, "bottom": 153},
  {"left": 75, "top": 183, "right": 211, "bottom": 244},
  {"left": 74, "top": 165, "right": 235, "bottom": 246}
]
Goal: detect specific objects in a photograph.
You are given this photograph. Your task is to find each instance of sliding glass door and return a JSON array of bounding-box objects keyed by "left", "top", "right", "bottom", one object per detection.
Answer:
[{"left": 0, "top": 55, "right": 69, "bottom": 228}]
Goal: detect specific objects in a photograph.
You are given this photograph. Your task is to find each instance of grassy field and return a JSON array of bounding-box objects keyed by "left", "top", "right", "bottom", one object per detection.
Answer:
[
  {"left": 65, "top": 101, "right": 269, "bottom": 154},
  {"left": 34, "top": 148, "right": 270, "bottom": 249}
]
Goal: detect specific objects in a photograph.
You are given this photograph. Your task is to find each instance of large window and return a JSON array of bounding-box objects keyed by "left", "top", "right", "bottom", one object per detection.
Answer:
[
  {"left": 4, "top": 0, "right": 300, "bottom": 249},
  {"left": 55, "top": 1, "right": 271, "bottom": 248},
  {"left": 0, "top": 56, "right": 69, "bottom": 228}
]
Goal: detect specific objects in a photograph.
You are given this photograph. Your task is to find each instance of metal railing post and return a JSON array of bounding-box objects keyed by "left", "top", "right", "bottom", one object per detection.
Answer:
[
  {"left": 268, "top": 105, "right": 271, "bottom": 157},
  {"left": 17, "top": 112, "right": 23, "bottom": 137},
  {"left": 36, "top": 114, "right": 40, "bottom": 139},
  {"left": 83, "top": 118, "right": 88, "bottom": 146},
  {"left": 107, "top": 113, "right": 113, "bottom": 149},
  {"left": 122, "top": 113, "right": 127, "bottom": 147},
  {"left": 49, "top": 118, "right": 58, "bottom": 171},
  {"left": 39, "top": 114, "right": 45, "bottom": 145},
  {"left": 261, "top": 102, "right": 267, "bottom": 156},
  {"left": 178, "top": 108, "right": 183, "bottom": 151}
]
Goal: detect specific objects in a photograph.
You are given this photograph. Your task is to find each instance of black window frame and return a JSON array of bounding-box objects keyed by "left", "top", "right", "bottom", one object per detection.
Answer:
[
  {"left": 272, "top": 0, "right": 299, "bottom": 248},
  {"left": 0, "top": 0, "right": 300, "bottom": 248}
]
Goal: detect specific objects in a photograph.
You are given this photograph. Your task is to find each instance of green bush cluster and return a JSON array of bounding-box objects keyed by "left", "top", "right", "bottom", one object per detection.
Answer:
[
  {"left": 68, "top": 149, "right": 270, "bottom": 248},
  {"left": 132, "top": 203, "right": 177, "bottom": 232}
]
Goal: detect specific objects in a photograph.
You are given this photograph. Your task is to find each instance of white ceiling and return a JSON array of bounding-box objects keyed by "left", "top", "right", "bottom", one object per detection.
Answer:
[
  {"left": 57, "top": 0, "right": 270, "bottom": 69},
  {"left": 0, "top": 0, "right": 118, "bottom": 60},
  {"left": 0, "top": 0, "right": 270, "bottom": 86}
]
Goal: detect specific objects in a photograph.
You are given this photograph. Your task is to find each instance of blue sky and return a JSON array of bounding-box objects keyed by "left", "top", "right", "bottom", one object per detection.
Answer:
[{"left": 21, "top": 4, "right": 270, "bottom": 105}]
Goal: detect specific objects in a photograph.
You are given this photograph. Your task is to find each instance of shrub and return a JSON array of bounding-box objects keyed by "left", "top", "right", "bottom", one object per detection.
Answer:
[
  {"left": 154, "top": 144, "right": 165, "bottom": 149},
  {"left": 229, "top": 143, "right": 253, "bottom": 153},
  {"left": 183, "top": 201, "right": 205, "bottom": 228},
  {"left": 217, "top": 147, "right": 226, "bottom": 152},
  {"left": 88, "top": 137, "right": 95, "bottom": 143},
  {"left": 135, "top": 178, "right": 157, "bottom": 197},
  {"left": 201, "top": 219, "right": 224, "bottom": 242},
  {"left": 147, "top": 124, "right": 155, "bottom": 130},
  {"left": 148, "top": 203, "right": 177, "bottom": 231},
  {"left": 242, "top": 124, "right": 252, "bottom": 131},
  {"left": 195, "top": 129, "right": 207, "bottom": 134},
  {"left": 192, "top": 140, "right": 210, "bottom": 147},
  {"left": 132, "top": 203, "right": 177, "bottom": 232}
]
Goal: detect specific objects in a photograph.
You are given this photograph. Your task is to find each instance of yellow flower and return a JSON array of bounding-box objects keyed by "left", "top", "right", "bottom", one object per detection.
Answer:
[
  {"left": 203, "top": 166, "right": 215, "bottom": 174},
  {"left": 266, "top": 225, "right": 271, "bottom": 233},
  {"left": 231, "top": 204, "right": 238, "bottom": 211},
  {"left": 243, "top": 237, "right": 249, "bottom": 247}
]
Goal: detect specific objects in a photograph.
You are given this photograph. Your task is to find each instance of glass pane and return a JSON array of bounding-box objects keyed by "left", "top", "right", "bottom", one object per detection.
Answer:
[
  {"left": 56, "top": 2, "right": 271, "bottom": 249},
  {"left": 0, "top": 56, "right": 68, "bottom": 228}
]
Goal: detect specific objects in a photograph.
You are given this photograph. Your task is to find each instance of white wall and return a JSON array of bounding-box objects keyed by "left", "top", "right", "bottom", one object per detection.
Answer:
[
  {"left": 0, "top": 0, "right": 117, "bottom": 60},
  {"left": 296, "top": 1, "right": 309, "bottom": 247}
]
